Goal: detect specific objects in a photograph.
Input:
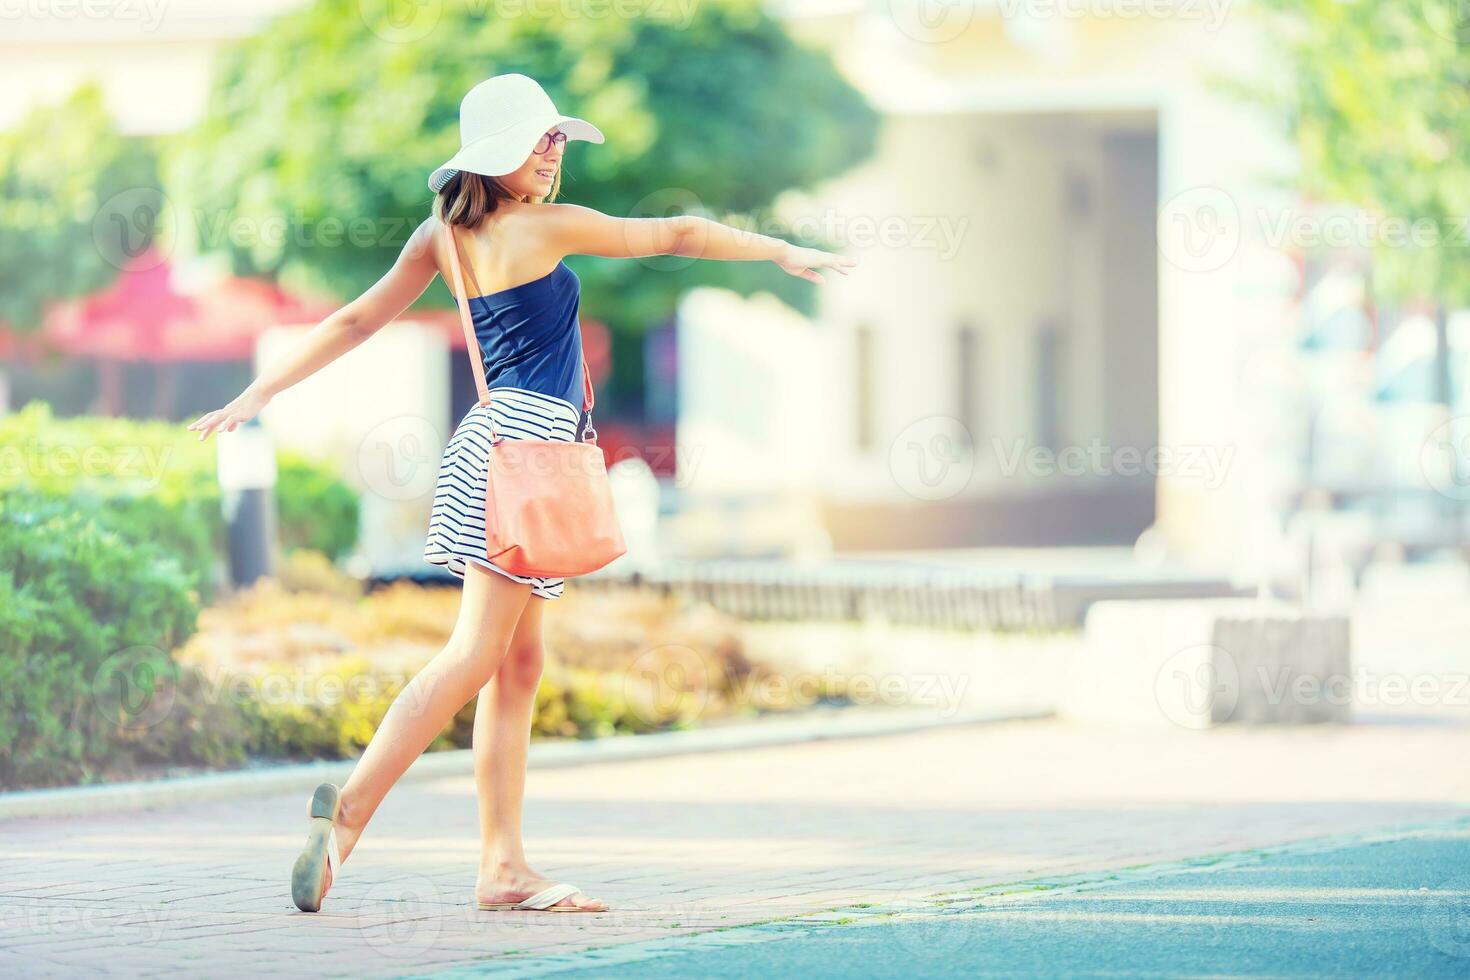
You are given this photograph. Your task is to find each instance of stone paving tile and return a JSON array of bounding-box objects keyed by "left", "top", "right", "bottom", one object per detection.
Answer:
[{"left": 1, "top": 718, "right": 1467, "bottom": 977}]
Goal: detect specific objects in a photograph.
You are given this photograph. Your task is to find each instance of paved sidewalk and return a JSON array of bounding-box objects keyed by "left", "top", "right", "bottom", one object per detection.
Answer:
[
  {"left": 552, "top": 823, "right": 1470, "bottom": 978},
  {"left": 2, "top": 717, "right": 1467, "bottom": 978}
]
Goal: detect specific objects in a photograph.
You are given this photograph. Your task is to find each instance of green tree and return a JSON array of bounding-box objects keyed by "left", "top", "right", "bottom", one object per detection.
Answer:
[
  {"left": 164, "top": 0, "right": 879, "bottom": 399},
  {"left": 0, "top": 83, "right": 159, "bottom": 333},
  {"left": 1254, "top": 0, "right": 1469, "bottom": 398}
]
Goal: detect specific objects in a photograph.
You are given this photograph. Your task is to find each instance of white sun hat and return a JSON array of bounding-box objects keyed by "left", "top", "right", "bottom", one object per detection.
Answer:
[{"left": 428, "top": 74, "right": 605, "bottom": 193}]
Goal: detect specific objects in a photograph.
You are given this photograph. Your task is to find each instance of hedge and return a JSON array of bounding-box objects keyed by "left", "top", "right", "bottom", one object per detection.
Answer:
[
  {"left": 0, "top": 401, "right": 361, "bottom": 593},
  {"left": 0, "top": 491, "right": 249, "bottom": 788}
]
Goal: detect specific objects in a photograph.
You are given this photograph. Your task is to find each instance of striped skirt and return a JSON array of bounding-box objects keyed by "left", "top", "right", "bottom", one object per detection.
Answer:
[{"left": 422, "top": 387, "right": 592, "bottom": 600}]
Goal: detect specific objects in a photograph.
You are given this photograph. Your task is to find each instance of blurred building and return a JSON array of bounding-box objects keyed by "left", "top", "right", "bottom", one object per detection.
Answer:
[
  {"left": 678, "top": 1, "right": 1301, "bottom": 574},
  {"left": 0, "top": 0, "right": 299, "bottom": 135}
]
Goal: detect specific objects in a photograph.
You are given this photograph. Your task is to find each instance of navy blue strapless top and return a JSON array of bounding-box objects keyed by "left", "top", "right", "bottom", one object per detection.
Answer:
[{"left": 462, "top": 260, "right": 585, "bottom": 413}]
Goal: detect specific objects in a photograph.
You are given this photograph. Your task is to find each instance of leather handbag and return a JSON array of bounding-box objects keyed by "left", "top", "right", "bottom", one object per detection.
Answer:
[{"left": 444, "top": 225, "right": 627, "bottom": 578}]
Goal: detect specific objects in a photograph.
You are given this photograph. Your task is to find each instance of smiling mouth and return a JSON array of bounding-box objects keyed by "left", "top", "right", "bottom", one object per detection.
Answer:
[{"left": 535, "top": 169, "right": 556, "bottom": 180}]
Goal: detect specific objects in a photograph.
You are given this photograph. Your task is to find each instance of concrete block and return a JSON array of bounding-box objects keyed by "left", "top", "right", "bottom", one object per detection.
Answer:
[{"left": 1062, "top": 598, "right": 1352, "bottom": 728}]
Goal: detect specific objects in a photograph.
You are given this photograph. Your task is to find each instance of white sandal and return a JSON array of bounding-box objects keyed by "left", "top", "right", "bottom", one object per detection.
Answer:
[
  {"left": 291, "top": 782, "right": 343, "bottom": 913},
  {"left": 477, "top": 883, "right": 604, "bottom": 913}
]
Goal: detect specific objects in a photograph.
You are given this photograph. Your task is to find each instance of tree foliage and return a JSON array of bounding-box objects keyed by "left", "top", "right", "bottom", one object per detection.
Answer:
[
  {"left": 164, "top": 0, "right": 879, "bottom": 335},
  {"left": 1254, "top": 0, "right": 1469, "bottom": 306},
  {"left": 0, "top": 84, "right": 159, "bottom": 332}
]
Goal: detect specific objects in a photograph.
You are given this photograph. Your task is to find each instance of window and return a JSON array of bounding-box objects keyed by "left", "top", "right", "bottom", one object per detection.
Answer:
[
  {"left": 956, "top": 322, "right": 981, "bottom": 435},
  {"left": 855, "top": 324, "right": 875, "bottom": 451},
  {"left": 1036, "top": 323, "right": 1066, "bottom": 452}
]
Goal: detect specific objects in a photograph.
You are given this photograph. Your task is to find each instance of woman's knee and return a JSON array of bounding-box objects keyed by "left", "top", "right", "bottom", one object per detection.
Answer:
[{"left": 497, "top": 641, "right": 544, "bottom": 695}]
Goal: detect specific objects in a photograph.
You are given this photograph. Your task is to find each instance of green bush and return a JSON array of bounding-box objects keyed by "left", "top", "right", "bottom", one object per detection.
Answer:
[
  {"left": 0, "top": 402, "right": 361, "bottom": 585},
  {"left": 275, "top": 451, "right": 360, "bottom": 561},
  {"left": 0, "top": 492, "right": 248, "bottom": 789}
]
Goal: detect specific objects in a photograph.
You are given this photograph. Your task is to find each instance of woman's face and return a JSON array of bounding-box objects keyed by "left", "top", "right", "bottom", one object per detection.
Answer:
[{"left": 499, "top": 127, "right": 565, "bottom": 201}]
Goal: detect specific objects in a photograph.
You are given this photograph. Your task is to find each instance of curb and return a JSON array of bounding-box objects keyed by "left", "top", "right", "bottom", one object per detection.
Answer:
[{"left": 0, "top": 704, "right": 1045, "bottom": 822}]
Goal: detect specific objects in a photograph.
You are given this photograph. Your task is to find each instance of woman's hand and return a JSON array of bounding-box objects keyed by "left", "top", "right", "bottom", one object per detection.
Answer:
[
  {"left": 775, "top": 243, "right": 856, "bottom": 283},
  {"left": 187, "top": 386, "right": 272, "bottom": 442}
]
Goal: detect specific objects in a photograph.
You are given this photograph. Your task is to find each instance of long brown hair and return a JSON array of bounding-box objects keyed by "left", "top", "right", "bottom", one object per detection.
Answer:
[{"left": 432, "top": 168, "right": 563, "bottom": 228}]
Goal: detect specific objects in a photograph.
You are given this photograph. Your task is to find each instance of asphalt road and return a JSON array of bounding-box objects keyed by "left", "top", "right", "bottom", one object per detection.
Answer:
[{"left": 550, "top": 826, "right": 1470, "bottom": 979}]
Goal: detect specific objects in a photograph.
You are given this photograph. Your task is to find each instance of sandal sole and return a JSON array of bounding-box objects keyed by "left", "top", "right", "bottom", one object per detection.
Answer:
[{"left": 291, "top": 783, "right": 341, "bottom": 913}]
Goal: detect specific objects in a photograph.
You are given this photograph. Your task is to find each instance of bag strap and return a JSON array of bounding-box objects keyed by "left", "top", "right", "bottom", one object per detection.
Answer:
[
  {"left": 442, "top": 223, "right": 596, "bottom": 440},
  {"left": 444, "top": 224, "right": 493, "bottom": 411}
]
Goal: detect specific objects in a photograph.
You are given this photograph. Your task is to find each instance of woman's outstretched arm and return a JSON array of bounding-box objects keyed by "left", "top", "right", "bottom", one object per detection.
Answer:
[
  {"left": 542, "top": 204, "right": 856, "bottom": 284},
  {"left": 188, "top": 218, "right": 440, "bottom": 441}
]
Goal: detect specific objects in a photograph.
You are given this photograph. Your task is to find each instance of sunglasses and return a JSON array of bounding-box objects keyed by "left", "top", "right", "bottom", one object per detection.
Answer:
[{"left": 533, "top": 130, "right": 568, "bottom": 155}]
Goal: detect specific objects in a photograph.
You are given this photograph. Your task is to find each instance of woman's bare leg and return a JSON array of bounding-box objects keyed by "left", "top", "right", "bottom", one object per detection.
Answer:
[
  {"left": 471, "top": 594, "right": 607, "bottom": 911},
  {"left": 331, "top": 563, "right": 533, "bottom": 865}
]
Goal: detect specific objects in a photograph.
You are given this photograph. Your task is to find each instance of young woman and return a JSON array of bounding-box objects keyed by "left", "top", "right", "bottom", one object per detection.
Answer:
[{"left": 187, "top": 74, "right": 853, "bottom": 914}]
